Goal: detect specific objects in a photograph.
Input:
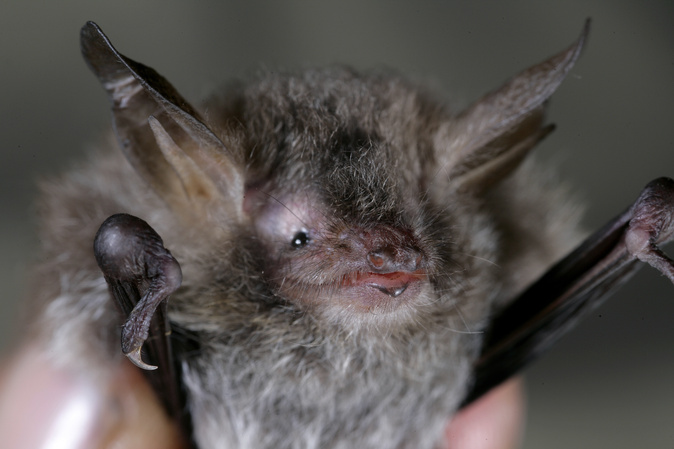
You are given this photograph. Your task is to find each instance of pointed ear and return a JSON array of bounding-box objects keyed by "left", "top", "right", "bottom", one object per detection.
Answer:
[
  {"left": 80, "top": 21, "right": 244, "bottom": 222},
  {"left": 440, "top": 20, "right": 590, "bottom": 192}
]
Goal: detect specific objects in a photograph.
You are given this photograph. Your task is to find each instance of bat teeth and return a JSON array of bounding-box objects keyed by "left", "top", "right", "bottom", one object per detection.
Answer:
[{"left": 375, "top": 284, "right": 409, "bottom": 298}]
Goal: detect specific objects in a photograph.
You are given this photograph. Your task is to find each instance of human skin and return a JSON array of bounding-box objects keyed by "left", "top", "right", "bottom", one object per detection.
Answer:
[{"left": 444, "top": 376, "right": 524, "bottom": 449}]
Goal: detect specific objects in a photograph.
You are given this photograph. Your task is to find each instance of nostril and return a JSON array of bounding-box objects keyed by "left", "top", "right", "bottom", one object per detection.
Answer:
[
  {"left": 368, "top": 247, "right": 398, "bottom": 272},
  {"left": 367, "top": 246, "right": 423, "bottom": 273},
  {"left": 368, "top": 252, "right": 386, "bottom": 269}
]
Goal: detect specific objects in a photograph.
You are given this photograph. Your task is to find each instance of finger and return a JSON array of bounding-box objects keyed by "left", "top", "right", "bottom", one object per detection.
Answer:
[
  {"left": 0, "top": 344, "right": 188, "bottom": 449},
  {"left": 444, "top": 377, "right": 525, "bottom": 449}
]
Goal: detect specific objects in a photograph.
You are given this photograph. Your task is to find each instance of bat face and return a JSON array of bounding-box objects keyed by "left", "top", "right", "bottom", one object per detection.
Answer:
[
  {"left": 237, "top": 69, "right": 474, "bottom": 331},
  {"left": 25, "top": 18, "right": 674, "bottom": 449}
]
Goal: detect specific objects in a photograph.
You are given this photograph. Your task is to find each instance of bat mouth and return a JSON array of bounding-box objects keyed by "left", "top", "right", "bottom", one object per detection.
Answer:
[
  {"left": 270, "top": 269, "right": 429, "bottom": 315},
  {"left": 334, "top": 270, "right": 427, "bottom": 312},
  {"left": 344, "top": 271, "right": 422, "bottom": 297}
]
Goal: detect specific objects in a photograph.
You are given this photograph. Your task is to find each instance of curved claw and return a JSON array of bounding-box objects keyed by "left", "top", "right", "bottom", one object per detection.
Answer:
[{"left": 126, "top": 346, "right": 158, "bottom": 371}]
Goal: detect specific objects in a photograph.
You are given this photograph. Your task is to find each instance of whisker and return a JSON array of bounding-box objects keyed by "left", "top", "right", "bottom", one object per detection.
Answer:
[
  {"left": 457, "top": 252, "right": 500, "bottom": 268},
  {"left": 452, "top": 300, "right": 479, "bottom": 334}
]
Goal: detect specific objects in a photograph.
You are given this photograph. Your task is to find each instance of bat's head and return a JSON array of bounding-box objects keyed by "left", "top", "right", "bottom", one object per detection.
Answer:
[
  {"left": 81, "top": 21, "right": 588, "bottom": 334},
  {"left": 234, "top": 69, "right": 454, "bottom": 329}
]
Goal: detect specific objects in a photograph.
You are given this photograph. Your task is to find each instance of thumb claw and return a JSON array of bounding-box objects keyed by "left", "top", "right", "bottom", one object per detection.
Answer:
[{"left": 125, "top": 347, "right": 158, "bottom": 371}]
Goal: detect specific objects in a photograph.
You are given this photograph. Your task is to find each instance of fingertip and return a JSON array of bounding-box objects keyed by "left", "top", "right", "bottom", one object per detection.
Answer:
[
  {"left": 103, "top": 358, "right": 188, "bottom": 449},
  {"left": 444, "top": 377, "right": 526, "bottom": 449},
  {"left": 0, "top": 344, "right": 188, "bottom": 449},
  {"left": 0, "top": 344, "right": 106, "bottom": 448}
]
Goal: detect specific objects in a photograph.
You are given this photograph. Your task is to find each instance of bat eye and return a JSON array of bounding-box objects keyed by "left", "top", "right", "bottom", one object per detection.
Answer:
[{"left": 291, "top": 230, "right": 310, "bottom": 248}]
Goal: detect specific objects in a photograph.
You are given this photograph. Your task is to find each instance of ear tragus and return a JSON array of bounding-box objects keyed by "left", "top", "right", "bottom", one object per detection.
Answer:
[
  {"left": 441, "top": 19, "right": 590, "bottom": 192},
  {"left": 80, "top": 21, "right": 243, "bottom": 222},
  {"left": 148, "top": 117, "right": 224, "bottom": 211}
]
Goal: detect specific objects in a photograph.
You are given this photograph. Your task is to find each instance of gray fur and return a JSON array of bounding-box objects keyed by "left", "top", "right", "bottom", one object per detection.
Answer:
[{"left": 30, "top": 30, "right": 583, "bottom": 449}]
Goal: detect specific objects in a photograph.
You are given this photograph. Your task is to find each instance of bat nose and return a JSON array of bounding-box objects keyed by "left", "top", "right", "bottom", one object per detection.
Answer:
[{"left": 367, "top": 245, "right": 423, "bottom": 273}]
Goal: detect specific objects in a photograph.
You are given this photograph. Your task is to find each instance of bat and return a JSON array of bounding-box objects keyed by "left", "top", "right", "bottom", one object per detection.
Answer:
[{"left": 27, "top": 19, "right": 673, "bottom": 448}]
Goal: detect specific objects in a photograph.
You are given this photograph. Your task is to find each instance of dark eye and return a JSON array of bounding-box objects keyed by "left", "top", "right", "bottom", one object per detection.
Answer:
[{"left": 291, "top": 230, "right": 310, "bottom": 248}]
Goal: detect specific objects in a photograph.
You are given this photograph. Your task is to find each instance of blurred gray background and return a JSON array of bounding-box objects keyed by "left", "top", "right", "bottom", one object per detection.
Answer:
[{"left": 1, "top": 1, "right": 672, "bottom": 447}]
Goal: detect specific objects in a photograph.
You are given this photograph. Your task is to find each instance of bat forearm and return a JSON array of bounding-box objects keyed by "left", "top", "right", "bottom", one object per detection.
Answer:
[{"left": 464, "top": 177, "right": 674, "bottom": 406}]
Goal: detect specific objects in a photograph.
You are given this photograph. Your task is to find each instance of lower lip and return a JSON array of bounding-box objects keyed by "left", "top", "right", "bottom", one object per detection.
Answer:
[{"left": 342, "top": 271, "right": 425, "bottom": 301}]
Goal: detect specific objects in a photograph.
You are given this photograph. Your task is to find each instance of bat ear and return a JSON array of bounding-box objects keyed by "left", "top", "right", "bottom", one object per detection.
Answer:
[
  {"left": 441, "top": 20, "right": 590, "bottom": 192},
  {"left": 80, "top": 21, "right": 244, "bottom": 222}
]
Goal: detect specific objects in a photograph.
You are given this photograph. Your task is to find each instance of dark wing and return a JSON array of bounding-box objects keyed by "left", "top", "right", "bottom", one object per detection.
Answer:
[{"left": 463, "top": 177, "right": 674, "bottom": 406}]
